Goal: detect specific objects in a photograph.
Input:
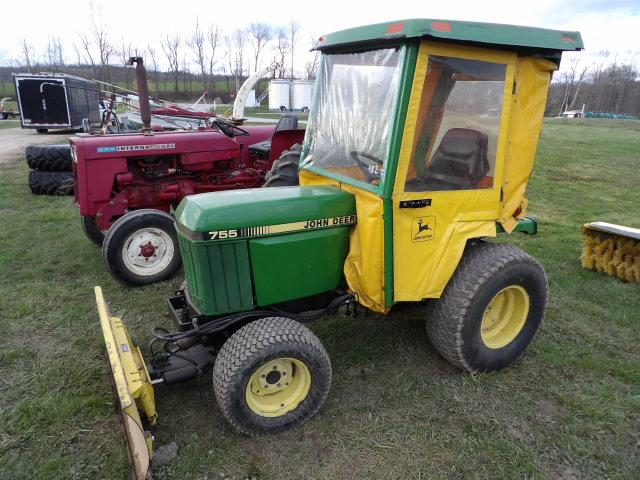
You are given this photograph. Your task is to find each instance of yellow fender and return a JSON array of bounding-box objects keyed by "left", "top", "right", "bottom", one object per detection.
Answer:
[{"left": 95, "top": 286, "right": 156, "bottom": 480}]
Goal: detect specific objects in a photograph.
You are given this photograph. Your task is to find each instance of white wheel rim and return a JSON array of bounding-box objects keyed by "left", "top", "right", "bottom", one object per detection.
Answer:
[{"left": 121, "top": 227, "right": 174, "bottom": 276}]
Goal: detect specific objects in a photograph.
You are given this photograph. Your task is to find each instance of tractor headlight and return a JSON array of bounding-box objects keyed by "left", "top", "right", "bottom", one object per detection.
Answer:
[{"left": 70, "top": 144, "right": 77, "bottom": 162}]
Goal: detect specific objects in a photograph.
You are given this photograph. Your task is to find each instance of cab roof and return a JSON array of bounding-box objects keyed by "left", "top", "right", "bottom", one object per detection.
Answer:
[{"left": 317, "top": 19, "right": 583, "bottom": 54}]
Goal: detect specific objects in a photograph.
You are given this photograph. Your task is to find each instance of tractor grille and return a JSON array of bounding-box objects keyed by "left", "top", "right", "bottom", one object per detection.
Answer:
[{"left": 177, "top": 233, "right": 254, "bottom": 315}]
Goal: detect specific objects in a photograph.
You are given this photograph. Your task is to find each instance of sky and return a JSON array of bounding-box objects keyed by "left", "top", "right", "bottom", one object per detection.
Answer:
[{"left": 1, "top": 0, "right": 639, "bottom": 74}]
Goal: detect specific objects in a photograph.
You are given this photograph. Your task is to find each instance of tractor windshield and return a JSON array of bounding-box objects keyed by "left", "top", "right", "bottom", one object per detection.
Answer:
[{"left": 301, "top": 48, "right": 404, "bottom": 190}]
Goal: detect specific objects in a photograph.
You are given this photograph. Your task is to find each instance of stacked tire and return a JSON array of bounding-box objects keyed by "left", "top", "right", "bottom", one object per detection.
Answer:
[{"left": 26, "top": 144, "right": 74, "bottom": 196}]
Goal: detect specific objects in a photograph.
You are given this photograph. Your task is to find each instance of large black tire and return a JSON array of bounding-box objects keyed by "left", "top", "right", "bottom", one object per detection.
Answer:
[
  {"left": 26, "top": 144, "right": 72, "bottom": 172},
  {"left": 102, "top": 209, "right": 182, "bottom": 286},
  {"left": 28, "top": 170, "right": 74, "bottom": 196},
  {"left": 36, "top": 128, "right": 48, "bottom": 134},
  {"left": 81, "top": 215, "right": 106, "bottom": 246},
  {"left": 213, "top": 317, "right": 332, "bottom": 435},
  {"left": 425, "top": 242, "right": 548, "bottom": 373},
  {"left": 263, "top": 144, "right": 301, "bottom": 187}
]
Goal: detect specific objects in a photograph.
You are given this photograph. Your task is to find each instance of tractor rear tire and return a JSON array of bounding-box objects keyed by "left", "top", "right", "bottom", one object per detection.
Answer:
[
  {"left": 263, "top": 144, "right": 301, "bottom": 187},
  {"left": 28, "top": 170, "right": 74, "bottom": 196},
  {"left": 102, "top": 209, "right": 182, "bottom": 286},
  {"left": 425, "top": 242, "right": 548, "bottom": 373},
  {"left": 81, "top": 215, "right": 106, "bottom": 246},
  {"left": 213, "top": 316, "right": 332, "bottom": 435},
  {"left": 26, "top": 144, "right": 72, "bottom": 172}
]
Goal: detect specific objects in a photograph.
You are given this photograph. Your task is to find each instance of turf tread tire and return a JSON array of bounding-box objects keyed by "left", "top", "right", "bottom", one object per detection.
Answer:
[
  {"left": 263, "top": 144, "right": 301, "bottom": 187},
  {"left": 26, "top": 144, "right": 72, "bottom": 172},
  {"left": 28, "top": 170, "right": 74, "bottom": 195},
  {"left": 213, "top": 316, "right": 331, "bottom": 436},
  {"left": 425, "top": 241, "right": 548, "bottom": 374}
]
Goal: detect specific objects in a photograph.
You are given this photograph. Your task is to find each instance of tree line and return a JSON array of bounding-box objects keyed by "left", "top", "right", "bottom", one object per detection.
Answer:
[
  {"left": 546, "top": 53, "right": 640, "bottom": 116},
  {"left": 2, "top": 4, "right": 320, "bottom": 102},
  {"left": 2, "top": 5, "right": 639, "bottom": 115}
]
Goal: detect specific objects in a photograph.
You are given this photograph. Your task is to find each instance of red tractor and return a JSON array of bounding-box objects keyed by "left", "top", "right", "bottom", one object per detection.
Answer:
[{"left": 71, "top": 58, "right": 304, "bottom": 286}]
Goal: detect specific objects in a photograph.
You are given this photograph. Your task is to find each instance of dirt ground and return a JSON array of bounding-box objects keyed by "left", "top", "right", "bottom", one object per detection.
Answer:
[{"left": 0, "top": 127, "right": 74, "bottom": 164}]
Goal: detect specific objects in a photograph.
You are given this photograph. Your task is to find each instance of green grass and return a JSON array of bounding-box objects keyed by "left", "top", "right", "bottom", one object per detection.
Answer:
[
  {"left": 0, "top": 119, "right": 20, "bottom": 129},
  {"left": 0, "top": 119, "right": 639, "bottom": 479}
]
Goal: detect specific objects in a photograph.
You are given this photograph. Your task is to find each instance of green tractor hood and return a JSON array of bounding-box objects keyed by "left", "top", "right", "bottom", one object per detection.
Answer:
[
  {"left": 175, "top": 186, "right": 355, "bottom": 238},
  {"left": 174, "top": 186, "right": 357, "bottom": 315}
]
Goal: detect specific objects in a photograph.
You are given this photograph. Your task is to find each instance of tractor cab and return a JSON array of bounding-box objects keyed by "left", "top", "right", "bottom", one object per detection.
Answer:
[
  {"left": 294, "top": 20, "right": 582, "bottom": 311},
  {"left": 95, "top": 19, "right": 582, "bottom": 478}
]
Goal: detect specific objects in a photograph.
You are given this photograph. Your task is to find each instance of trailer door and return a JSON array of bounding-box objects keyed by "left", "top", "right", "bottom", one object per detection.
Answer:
[{"left": 18, "top": 78, "right": 69, "bottom": 126}]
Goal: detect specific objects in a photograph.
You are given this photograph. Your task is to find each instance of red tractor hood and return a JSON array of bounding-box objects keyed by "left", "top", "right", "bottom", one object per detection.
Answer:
[{"left": 73, "top": 126, "right": 275, "bottom": 160}]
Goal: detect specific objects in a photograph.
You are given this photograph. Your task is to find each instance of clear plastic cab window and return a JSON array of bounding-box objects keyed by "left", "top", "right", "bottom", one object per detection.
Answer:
[
  {"left": 405, "top": 56, "right": 506, "bottom": 192},
  {"left": 302, "top": 48, "right": 403, "bottom": 190}
]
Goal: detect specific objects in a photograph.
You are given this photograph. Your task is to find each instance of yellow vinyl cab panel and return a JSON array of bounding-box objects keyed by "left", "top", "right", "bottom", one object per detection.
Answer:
[
  {"left": 300, "top": 169, "right": 387, "bottom": 313},
  {"left": 499, "top": 56, "right": 557, "bottom": 231},
  {"left": 392, "top": 41, "right": 516, "bottom": 301}
]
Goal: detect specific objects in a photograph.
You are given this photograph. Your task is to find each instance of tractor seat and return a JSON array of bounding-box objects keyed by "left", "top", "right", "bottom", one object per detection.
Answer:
[
  {"left": 407, "top": 128, "right": 490, "bottom": 191},
  {"left": 249, "top": 114, "right": 299, "bottom": 155}
]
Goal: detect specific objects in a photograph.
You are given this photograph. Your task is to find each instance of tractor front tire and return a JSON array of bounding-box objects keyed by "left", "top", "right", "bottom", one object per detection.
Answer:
[
  {"left": 102, "top": 209, "right": 181, "bottom": 286},
  {"left": 426, "top": 242, "right": 548, "bottom": 373},
  {"left": 28, "top": 170, "right": 73, "bottom": 195},
  {"left": 263, "top": 144, "right": 301, "bottom": 187},
  {"left": 213, "top": 317, "right": 332, "bottom": 435},
  {"left": 81, "top": 215, "right": 106, "bottom": 246},
  {"left": 26, "top": 144, "right": 72, "bottom": 172}
]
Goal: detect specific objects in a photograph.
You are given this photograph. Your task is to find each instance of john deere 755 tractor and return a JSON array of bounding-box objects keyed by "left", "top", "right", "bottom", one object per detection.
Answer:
[{"left": 95, "top": 19, "right": 582, "bottom": 478}]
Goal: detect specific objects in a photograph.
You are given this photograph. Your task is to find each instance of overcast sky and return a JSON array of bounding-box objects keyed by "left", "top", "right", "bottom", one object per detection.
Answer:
[{"left": 2, "top": 0, "right": 639, "bottom": 73}]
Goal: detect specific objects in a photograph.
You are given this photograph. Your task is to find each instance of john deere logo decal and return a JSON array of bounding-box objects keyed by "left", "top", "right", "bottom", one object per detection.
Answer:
[
  {"left": 204, "top": 215, "right": 357, "bottom": 240},
  {"left": 412, "top": 216, "right": 435, "bottom": 242}
]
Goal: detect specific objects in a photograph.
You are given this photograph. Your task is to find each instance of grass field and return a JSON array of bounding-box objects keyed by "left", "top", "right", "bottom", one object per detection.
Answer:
[
  {"left": 0, "top": 119, "right": 638, "bottom": 479},
  {"left": 0, "top": 119, "right": 20, "bottom": 129}
]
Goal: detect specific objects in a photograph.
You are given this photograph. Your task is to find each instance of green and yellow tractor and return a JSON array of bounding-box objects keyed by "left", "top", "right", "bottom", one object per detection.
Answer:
[{"left": 95, "top": 19, "right": 582, "bottom": 478}]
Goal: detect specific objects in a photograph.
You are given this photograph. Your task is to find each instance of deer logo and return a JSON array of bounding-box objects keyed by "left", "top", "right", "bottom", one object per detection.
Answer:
[
  {"left": 412, "top": 216, "right": 435, "bottom": 242},
  {"left": 417, "top": 218, "right": 431, "bottom": 234}
]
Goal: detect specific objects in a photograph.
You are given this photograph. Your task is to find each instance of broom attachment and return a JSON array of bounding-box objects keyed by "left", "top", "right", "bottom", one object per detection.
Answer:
[{"left": 581, "top": 222, "right": 640, "bottom": 283}]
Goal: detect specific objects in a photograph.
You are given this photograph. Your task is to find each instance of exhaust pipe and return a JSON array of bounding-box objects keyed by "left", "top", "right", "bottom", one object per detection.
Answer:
[{"left": 128, "top": 56, "right": 152, "bottom": 133}]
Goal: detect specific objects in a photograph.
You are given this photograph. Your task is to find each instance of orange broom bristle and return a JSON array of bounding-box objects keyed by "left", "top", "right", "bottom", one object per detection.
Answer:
[{"left": 581, "top": 226, "right": 640, "bottom": 283}]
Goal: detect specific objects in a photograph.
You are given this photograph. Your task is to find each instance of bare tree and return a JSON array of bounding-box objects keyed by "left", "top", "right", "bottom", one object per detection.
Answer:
[
  {"left": 207, "top": 25, "right": 222, "bottom": 85},
  {"left": 189, "top": 19, "right": 208, "bottom": 92},
  {"left": 247, "top": 22, "right": 272, "bottom": 72},
  {"left": 161, "top": 33, "right": 181, "bottom": 95},
  {"left": 46, "top": 36, "right": 64, "bottom": 69},
  {"left": 75, "top": 2, "right": 113, "bottom": 82},
  {"left": 146, "top": 46, "right": 160, "bottom": 98},
  {"left": 19, "top": 38, "right": 33, "bottom": 73},
  {"left": 226, "top": 29, "right": 246, "bottom": 94},
  {"left": 288, "top": 19, "right": 300, "bottom": 79},
  {"left": 272, "top": 27, "right": 289, "bottom": 79},
  {"left": 118, "top": 40, "right": 133, "bottom": 89},
  {"left": 182, "top": 54, "right": 193, "bottom": 95},
  {"left": 557, "top": 58, "right": 588, "bottom": 115},
  {"left": 304, "top": 34, "right": 320, "bottom": 80}
]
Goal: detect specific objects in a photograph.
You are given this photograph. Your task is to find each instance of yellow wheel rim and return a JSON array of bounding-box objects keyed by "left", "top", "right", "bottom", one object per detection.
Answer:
[
  {"left": 245, "top": 357, "right": 311, "bottom": 417},
  {"left": 480, "top": 285, "right": 530, "bottom": 349}
]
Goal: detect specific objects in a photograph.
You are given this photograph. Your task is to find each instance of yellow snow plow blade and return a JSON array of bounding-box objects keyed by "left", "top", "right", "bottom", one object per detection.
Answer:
[
  {"left": 581, "top": 222, "right": 640, "bottom": 283},
  {"left": 95, "top": 286, "right": 157, "bottom": 480}
]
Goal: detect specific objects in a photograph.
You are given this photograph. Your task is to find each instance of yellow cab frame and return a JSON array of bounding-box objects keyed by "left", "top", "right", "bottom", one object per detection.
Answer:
[{"left": 300, "top": 24, "right": 572, "bottom": 313}]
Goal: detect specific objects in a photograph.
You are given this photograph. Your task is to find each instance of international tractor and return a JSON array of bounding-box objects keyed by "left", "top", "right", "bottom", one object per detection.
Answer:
[
  {"left": 71, "top": 58, "right": 304, "bottom": 285},
  {"left": 95, "top": 19, "right": 583, "bottom": 478}
]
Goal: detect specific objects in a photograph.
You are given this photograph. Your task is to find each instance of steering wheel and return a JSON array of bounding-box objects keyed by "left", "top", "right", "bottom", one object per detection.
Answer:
[
  {"left": 214, "top": 120, "right": 250, "bottom": 138},
  {"left": 350, "top": 150, "right": 384, "bottom": 183}
]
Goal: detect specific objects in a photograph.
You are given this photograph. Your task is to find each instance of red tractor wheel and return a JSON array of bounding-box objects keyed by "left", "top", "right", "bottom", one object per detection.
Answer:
[{"left": 102, "top": 209, "right": 182, "bottom": 286}]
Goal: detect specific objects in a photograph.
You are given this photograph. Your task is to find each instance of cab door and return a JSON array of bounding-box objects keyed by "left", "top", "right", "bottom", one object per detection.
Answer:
[{"left": 392, "top": 42, "right": 516, "bottom": 301}]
